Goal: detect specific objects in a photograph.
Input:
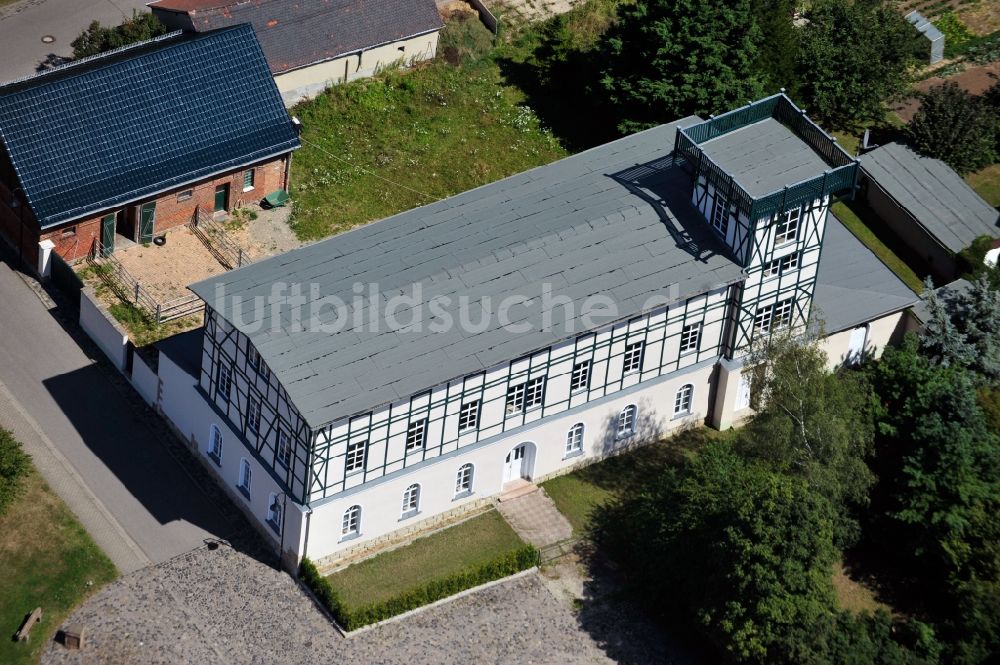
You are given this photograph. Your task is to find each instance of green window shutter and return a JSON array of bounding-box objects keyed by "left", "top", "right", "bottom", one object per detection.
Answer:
[{"left": 139, "top": 202, "right": 156, "bottom": 243}]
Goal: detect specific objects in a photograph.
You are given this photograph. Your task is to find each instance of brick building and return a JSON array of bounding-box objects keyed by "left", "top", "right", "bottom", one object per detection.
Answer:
[{"left": 0, "top": 24, "right": 300, "bottom": 269}]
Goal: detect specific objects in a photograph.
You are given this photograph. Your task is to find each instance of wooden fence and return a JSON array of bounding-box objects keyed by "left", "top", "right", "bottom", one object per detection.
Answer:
[{"left": 190, "top": 207, "right": 252, "bottom": 271}]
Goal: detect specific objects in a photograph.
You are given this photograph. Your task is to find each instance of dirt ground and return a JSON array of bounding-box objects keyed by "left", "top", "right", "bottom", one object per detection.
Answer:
[
  {"left": 893, "top": 60, "right": 1000, "bottom": 122},
  {"left": 112, "top": 226, "right": 227, "bottom": 302},
  {"left": 226, "top": 204, "right": 302, "bottom": 258}
]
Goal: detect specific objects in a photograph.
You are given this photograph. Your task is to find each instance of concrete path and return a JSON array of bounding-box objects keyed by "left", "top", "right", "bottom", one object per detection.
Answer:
[
  {"left": 0, "top": 259, "right": 235, "bottom": 572},
  {"left": 0, "top": 0, "right": 149, "bottom": 83},
  {"left": 497, "top": 486, "right": 574, "bottom": 550}
]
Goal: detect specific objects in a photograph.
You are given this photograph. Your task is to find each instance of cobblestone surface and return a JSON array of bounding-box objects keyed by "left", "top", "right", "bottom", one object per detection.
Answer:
[
  {"left": 42, "top": 541, "right": 696, "bottom": 665},
  {"left": 497, "top": 488, "right": 574, "bottom": 550}
]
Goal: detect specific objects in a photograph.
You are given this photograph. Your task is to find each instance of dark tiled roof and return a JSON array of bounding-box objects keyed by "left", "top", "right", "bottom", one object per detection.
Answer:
[
  {"left": 859, "top": 142, "right": 1000, "bottom": 253},
  {"left": 191, "top": 119, "right": 745, "bottom": 428},
  {"left": 0, "top": 25, "right": 300, "bottom": 229},
  {"left": 814, "top": 212, "right": 920, "bottom": 333},
  {"left": 150, "top": 0, "right": 443, "bottom": 74}
]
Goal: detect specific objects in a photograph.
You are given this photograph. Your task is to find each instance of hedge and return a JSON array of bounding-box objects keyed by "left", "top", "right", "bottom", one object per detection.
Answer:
[
  {"left": 299, "top": 544, "right": 539, "bottom": 631},
  {"left": 0, "top": 428, "right": 30, "bottom": 517}
]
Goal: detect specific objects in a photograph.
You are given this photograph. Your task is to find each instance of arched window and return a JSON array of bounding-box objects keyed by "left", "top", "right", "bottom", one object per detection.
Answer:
[
  {"left": 208, "top": 424, "right": 223, "bottom": 463},
  {"left": 401, "top": 483, "right": 421, "bottom": 518},
  {"left": 674, "top": 384, "right": 694, "bottom": 416},
  {"left": 267, "top": 492, "right": 283, "bottom": 532},
  {"left": 238, "top": 458, "right": 252, "bottom": 497},
  {"left": 617, "top": 405, "right": 637, "bottom": 438},
  {"left": 342, "top": 505, "right": 361, "bottom": 537},
  {"left": 455, "top": 464, "right": 474, "bottom": 496},
  {"left": 566, "top": 423, "right": 585, "bottom": 455}
]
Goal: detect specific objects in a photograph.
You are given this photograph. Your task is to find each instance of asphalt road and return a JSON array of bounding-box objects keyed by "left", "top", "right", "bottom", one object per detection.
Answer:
[
  {"left": 0, "top": 259, "right": 233, "bottom": 572},
  {"left": 0, "top": 0, "right": 149, "bottom": 84}
]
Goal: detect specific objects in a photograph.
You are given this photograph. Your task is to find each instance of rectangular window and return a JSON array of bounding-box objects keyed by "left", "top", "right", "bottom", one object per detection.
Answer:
[
  {"left": 247, "top": 341, "right": 269, "bottom": 381},
  {"left": 623, "top": 341, "right": 644, "bottom": 374},
  {"left": 276, "top": 430, "right": 292, "bottom": 468},
  {"left": 458, "top": 400, "right": 480, "bottom": 432},
  {"left": 775, "top": 207, "right": 801, "bottom": 246},
  {"left": 406, "top": 418, "right": 427, "bottom": 450},
  {"left": 524, "top": 376, "right": 545, "bottom": 410},
  {"left": 345, "top": 439, "right": 367, "bottom": 474},
  {"left": 61, "top": 226, "right": 77, "bottom": 237},
  {"left": 216, "top": 364, "right": 231, "bottom": 401},
  {"left": 570, "top": 360, "right": 591, "bottom": 393},
  {"left": 177, "top": 189, "right": 193, "bottom": 202},
  {"left": 506, "top": 381, "right": 526, "bottom": 414},
  {"left": 763, "top": 252, "right": 801, "bottom": 279},
  {"left": 243, "top": 169, "right": 255, "bottom": 191},
  {"left": 755, "top": 298, "right": 795, "bottom": 333},
  {"left": 711, "top": 194, "right": 730, "bottom": 236},
  {"left": 680, "top": 322, "right": 701, "bottom": 354},
  {"left": 247, "top": 398, "right": 261, "bottom": 434}
]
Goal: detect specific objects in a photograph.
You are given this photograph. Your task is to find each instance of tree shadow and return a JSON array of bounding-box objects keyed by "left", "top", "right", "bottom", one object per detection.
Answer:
[{"left": 36, "top": 53, "right": 70, "bottom": 73}]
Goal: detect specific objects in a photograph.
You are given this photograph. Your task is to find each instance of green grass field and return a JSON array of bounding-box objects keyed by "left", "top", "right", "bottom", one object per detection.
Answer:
[
  {"left": 966, "top": 163, "right": 1000, "bottom": 207},
  {"left": 540, "top": 474, "right": 614, "bottom": 534},
  {"left": 288, "top": 21, "right": 567, "bottom": 241},
  {"left": 0, "top": 471, "right": 117, "bottom": 665},
  {"left": 326, "top": 509, "right": 525, "bottom": 608}
]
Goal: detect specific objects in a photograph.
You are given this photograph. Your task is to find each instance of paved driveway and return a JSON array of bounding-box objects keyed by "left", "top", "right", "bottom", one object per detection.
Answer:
[
  {"left": 0, "top": 0, "right": 149, "bottom": 83},
  {"left": 0, "top": 259, "right": 234, "bottom": 572}
]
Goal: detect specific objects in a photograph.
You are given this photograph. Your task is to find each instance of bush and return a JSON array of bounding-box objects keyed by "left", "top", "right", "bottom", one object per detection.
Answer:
[
  {"left": 0, "top": 428, "right": 30, "bottom": 516},
  {"left": 936, "top": 12, "right": 973, "bottom": 57},
  {"left": 71, "top": 11, "right": 168, "bottom": 59},
  {"left": 908, "top": 83, "right": 996, "bottom": 174},
  {"left": 300, "top": 544, "right": 539, "bottom": 630}
]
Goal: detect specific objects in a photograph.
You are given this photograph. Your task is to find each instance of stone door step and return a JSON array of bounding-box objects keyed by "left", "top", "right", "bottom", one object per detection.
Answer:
[{"left": 499, "top": 479, "right": 538, "bottom": 502}]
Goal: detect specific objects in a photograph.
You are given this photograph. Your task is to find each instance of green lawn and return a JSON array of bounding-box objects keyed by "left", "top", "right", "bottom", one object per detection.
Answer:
[
  {"left": 541, "top": 427, "right": 719, "bottom": 535},
  {"left": 0, "top": 471, "right": 117, "bottom": 665},
  {"left": 830, "top": 202, "right": 924, "bottom": 293},
  {"left": 966, "top": 163, "right": 1000, "bottom": 207},
  {"left": 288, "top": 18, "right": 567, "bottom": 241},
  {"left": 327, "top": 509, "right": 524, "bottom": 608}
]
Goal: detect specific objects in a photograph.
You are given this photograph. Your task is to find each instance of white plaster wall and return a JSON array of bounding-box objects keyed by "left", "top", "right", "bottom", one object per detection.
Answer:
[
  {"left": 820, "top": 310, "right": 908, "bottom": 369},
  {"left": 303, "top": 362, "right": 716, "bottom": 561},
  {"left": 158, "top": 351, "right": 306, "bottom": 558},
  {"left": 276, "top": 32, "right": 440, "bottom": 106},
  {"left": 130, "top": 353, "right": 159, "bottom": 406},
  {"left": 79, "top": 288, "right": 128, "bottom": 371}
]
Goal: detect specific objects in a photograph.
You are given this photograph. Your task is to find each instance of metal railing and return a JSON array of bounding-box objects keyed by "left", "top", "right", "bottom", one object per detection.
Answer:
[
  {"left": 88, "top": 239, "right": 202, "bottom": 324},
  {"left": 190, "top": 207, "right": 252, "bottom": 270}
]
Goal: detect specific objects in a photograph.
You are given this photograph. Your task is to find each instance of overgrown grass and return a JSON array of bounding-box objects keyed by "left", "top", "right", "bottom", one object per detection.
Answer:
[
  {"left": 326, "top": 509, "right": 525, "bottom": 608},
  {"left": 540, "top": 428, "right": 720, "bottom": 534},
  {"left": 0, "top": 470, "right": 117, "bottom": 665},
  {"left": 107, "top": 301, "right": 198, "bottom": 347},
  {"left": 288, "top": 17, "right": 566, "bottom": 241},
  {"left": 830, "top": 202, "right": 925, "bottom": 293},
  {"left": 966, "top": 163, "right": 1000, "bottom": 207}
]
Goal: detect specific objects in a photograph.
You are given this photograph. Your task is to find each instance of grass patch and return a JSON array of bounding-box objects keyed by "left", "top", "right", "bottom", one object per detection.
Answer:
[
  {"left": 327, "top": 509, "right": 525, "bottom": 608},
  {"left": 107, "top": 301, "right": 198, "bottom": 347},
  {"left": 965, "top": 163, "right": 1000, "bottom": 207},
  {"left": 833, "top": 561, "right": 887, "bottom": 616},
  {"left": 541, "top": 427, "right": 720, "bottom": 534},
  {"left": 830, "top": 202, "right": 925, "bottom": 293},
  {"left": 288, "top": 17, "right": 567, "bottom": 241},
  {"left": 0, "top": 470, "right": 117, "bottom": 665}
]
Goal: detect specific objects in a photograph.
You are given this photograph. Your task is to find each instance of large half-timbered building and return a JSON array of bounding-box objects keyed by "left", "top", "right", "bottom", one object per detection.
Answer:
[{"left": 155, "top": 94, "right": 919, "bottom": 566}]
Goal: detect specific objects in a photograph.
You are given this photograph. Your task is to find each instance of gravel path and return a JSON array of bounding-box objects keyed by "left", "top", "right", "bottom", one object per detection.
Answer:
[{"left": 43, "top": 542, "right": 696, "bottom": 665}]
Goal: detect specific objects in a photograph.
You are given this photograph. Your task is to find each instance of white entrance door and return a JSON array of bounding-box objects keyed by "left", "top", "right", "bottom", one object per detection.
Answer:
[
  {"left": 846, "top": 325, "right": 868, "bottom": 365},
  {"left": 504, "top": 445, "right": 526, "bottom": 483}
]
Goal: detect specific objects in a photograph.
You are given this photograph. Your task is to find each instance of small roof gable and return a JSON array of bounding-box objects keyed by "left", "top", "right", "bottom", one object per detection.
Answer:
[
  {"left": 0, "top": 25, "right": 300, "bottom": 229},
  {"left": 859, "top": 142, "right": 999, "bottom": 254},
  {"left": 149, "top": 0, "right": 444, "bottom": 74}
]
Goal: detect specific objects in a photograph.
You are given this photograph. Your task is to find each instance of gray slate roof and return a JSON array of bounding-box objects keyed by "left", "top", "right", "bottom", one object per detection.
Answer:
[
  {"left": 698, "top": 118, "right": 832, "bottom": 197},
  {"left": 0, "top": 25, "right": 300, "bottom": 229},
  {"left": 150, "top": 0, "right": 443, "bottom": 74},
  {"left": 859, "top": 142, "right": 999, "bottom": 253},
  {"left": 191, "top": 120, "right": 745, "bottom": 428},
  {"left": 814, "top": 212, "right": 921, "bottom": 333}
]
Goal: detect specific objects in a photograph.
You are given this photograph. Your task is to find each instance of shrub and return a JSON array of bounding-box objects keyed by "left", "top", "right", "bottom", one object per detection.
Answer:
[
  {"left": 71, "top": 11, "right": 168, "bottom": 60},
  {"left": 908, "top": 83, "right": 996, "bottom": 174},
  {"left": 0, "top": 428, "right": 30, "bottom": 516},
  {"left": 936, "top": 12, "right": 972, "bottom": 57},
  {"left": 300, "top": 545, "right": 538, "bottom": 630}
]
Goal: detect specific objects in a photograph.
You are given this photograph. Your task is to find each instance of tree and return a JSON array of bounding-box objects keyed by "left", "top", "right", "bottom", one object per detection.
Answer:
[
  {"left": 739, "top": 329, "right": 875, "bottom": 546},
  {"left": 598, "top": 0, "right": 765, "bottom": 132},
  {"left": 920, "top": 275, "right": 1000, "bottom": 383},
  {"left": 867, "top": 337, "right": 1000, "bottom": 584},
  {"left": 71, "top": 11, "right": 168, "bottom": 60},
  {"left": 750, "top": 0, "right": 799, "bottom": 93},
  {"left": 795, "top": 0, "right": 917, "bottom": 129},
  {"left": 593, "top": 441, "right": 839, "bottom": 664},
  {"left": 908, "top": 83, "right": 997, "bottom": 174}
]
